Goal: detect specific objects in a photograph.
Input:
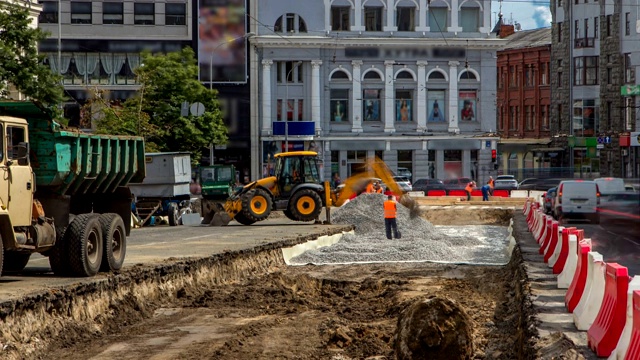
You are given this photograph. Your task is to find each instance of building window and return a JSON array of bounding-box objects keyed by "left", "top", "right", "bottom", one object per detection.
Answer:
[
  {"left": 607, "top": 67, "right": 612, "bottom": 84},
  {"left": 165, "top": 3, "right": 186, "bottom": 26},
  {"left": 275, "top": 13, "right": 308, "bottom": 33},
  {"left": 134, "top": 3, "right": 155, "bottom": 25},
  {"left": 573, "top": 58, "right": 583, "bottom": 85},
  {"left": 427, "top": 90, "right": 446, "bottom": 123},
  {"left": 572, "top": 99, "right": 599, "bottom": 137},
  {"left": 585, "top": 56, "right": 598, "bottom": 85},
  {"left": 606, "top": 15, "right": 612, "bottom": 36},
  {"left": 71, "top": 2, "right": 92, "bottom": 24},
  {"left": 557, "top": 22, "right": 563, "bottom": 42},
  {"left": 532, "top": 106, "right": 537, "bottom": 130},
  {"left": 525, "top": 65, "right": 534, "bottom": 87},
  {"left": 460, "top": 7, "right": 479, "bottom": 32},
  {"left": 594, "top": 17, "right": 598, "bottom": 38},
  {"left": 525, "top": 106, "right": 532, "bottom": 130},
  {"left": 396, "top": 90, "right": 413, "bottom": 122},
  {"left": 498, "top": 106, "right": 504, "bottom": 130},
  {"left": 584, "top": 18, "right": 589, "bottom": 38},
  {"left": 557, "top": 104, "right": 563, "bottom": 130},
  {"left": 558, "top": 72, "right": 563, "bottom": 87},
  {"left": 429, "top": 7, "right": 448, "bottom": 32},
  {"left": 606, "top": 101, "right": 612, "bottom": 127},
  {"left": 626, "top": 13, "right": 631, "bottom": 35},
  {"left": 331, "top": 6, "right": 350, "bottom": 31},
  {"left": 459, "top": 91, "right": 477, "bottom": 122},
  {"left": 38, "top": 1, "right": 58, "bottom": 23},
  {"left": 510, "top": 65, "right": 516, "bottom": 86},
  {"left": 574, "top": 20, "right": 579, "bottom": 40},
  {"left": 625, "top": 53, "right": 635, "bottom": 83},
  {"left": 558, "top": 59, "right": 563, "bottom": 68},
  {"left": 509, "top": 106, "right": 517, "bottom": 130},
  {"left": 363, "top": 89, "right": 381, "bottom": 121},
  {"left": 541, "top": 105, "right": 549, "bottom": 130},
  {"left": 625, "top": 97, "right": 634, "bottom": 130},
  {"left": 330, "top": 89, "right": 349, "bottom": 122},
  {"left": 397, "top": 7, "right": 415, "bottom": 31},
  {"left": 364, "top": 7, "right": 382, "bottom": 31},
  {"left": 541, "top": 63, "right": 548, "bottom": 85},
  {"left": 103, "top": 2, "right": 123, "bottom": 25}
]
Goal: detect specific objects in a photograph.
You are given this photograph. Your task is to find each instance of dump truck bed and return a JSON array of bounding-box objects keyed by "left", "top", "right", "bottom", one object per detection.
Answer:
[{"left": 0, "top": 101, "right": 145, "bottom": 196}]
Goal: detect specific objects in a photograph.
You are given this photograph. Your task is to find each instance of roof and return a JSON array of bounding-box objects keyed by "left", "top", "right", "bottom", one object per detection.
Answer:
[{"left": 501, "top": 28, "right": 551, "bottom": 50}]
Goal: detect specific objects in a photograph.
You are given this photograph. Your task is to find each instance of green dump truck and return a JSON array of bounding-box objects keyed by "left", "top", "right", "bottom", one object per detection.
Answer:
[
  {"left": 0, "top": 101, "right": 145, "bottom": 277},
  {"left": 200, "top": 164, "right": 236, "bottom": 200}
]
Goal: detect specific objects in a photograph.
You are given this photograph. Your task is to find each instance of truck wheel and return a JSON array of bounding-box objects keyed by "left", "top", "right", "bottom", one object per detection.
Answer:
[
  {"left": 67, "top": 214, "right": 104, "bottom": 277},
  {"left": 2, "top": 252, "right": 31, "bottom": 274},
  {"left": 288, "top": 189, "right": 322, "bottom": 222},
  {"left": 283, "top": 209, "right": 297, "bottom": 221},
  {"left": 98, "top": 213, "right": 126, "bottom": 272},
  {"left": 233, "top": 212, "right": 256, "bottom": 225},
  {"left": 241, "top": 189, "right": 272, "bottom": 222},
  {"left": 168, "top": 203, "right": 179, "bottom": 226},
  {"left": 48, "top": 225, "right": 69, "bottom": 276}
]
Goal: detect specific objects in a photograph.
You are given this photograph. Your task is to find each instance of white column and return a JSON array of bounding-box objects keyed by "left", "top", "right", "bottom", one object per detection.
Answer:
[
  {"left": 417, "top": 61, "right": 428, "bottom": 131},
  {"left": 311, "top": 60, "right": 322, "bottom": 132},
  {"left": 447, "top": 0, "right": 463, "bottom": 33},
  {"left": 352, "top": 0, "right": 365, "bottom": 31},
  {"left": 383, "top": 0, "right": 397, "bottom": 32},
  {"left": 351, "top": 60, "right": 363, "bottom": 132},
  {"left": 448, "top": 61, "right": 460, "bottom": 133},
  {"left": 261, "top": 60, "right": 273, "bottom": 135},
  {"left": 324, "top": 0, "right": 331, "bottom": 31},
  {"left": 479, "top": 0, "right": 491, "bottom": 33},
  {"left": 384, "top": 60, "right": 395, "bottom": 132},
  {"left": 416, "top": 0, "right": 430, "bottom": 32}
]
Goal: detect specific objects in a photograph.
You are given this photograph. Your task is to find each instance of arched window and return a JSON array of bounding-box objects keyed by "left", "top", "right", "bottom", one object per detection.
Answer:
[
  {"left": 396, "top": 70, "right": 414, "bottom": 80},
  {"left": 364, "top": 71, "right": 382, "bottom": 80},
  {"left": 331, "top": 70, "right": 350, "bottom": 80},
  {"left": 428, "top": 71, "right": 446, "bottom": 80},
  {"left": 459, "top": 70, "right": 477, "bottom": 81},
  {"left": 274, "top": 13, "right": 308, "bottom": 33},
  {"left": 362, "top": 69, "right": 384, "bottom": 122}
]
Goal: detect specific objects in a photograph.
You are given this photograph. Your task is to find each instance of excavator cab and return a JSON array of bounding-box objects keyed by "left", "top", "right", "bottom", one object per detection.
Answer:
[{"left": 276, "top": 153, "right": 321, "bottom": 198}]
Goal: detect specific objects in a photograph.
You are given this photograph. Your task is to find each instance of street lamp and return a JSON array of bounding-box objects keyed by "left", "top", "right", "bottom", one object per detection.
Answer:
[
  {"left": 284, "top": 61, "right": 303, "bottom": 152},
  {"left": 208, "top": 32, "right": 255, "bottom": 90}
]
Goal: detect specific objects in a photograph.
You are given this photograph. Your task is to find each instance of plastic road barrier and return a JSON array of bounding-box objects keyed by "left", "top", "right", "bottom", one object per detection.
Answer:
[
  {"left": 587, "top": 263, "right": 630, "bottom": 357},
  {"left": 553, "top": 227, "right": 578, "bottom": 274},
  {"left": 608, "top": 276, "right": 640, "bottom": 360},
  {"left": 540, "top": 217, "right": 555, "bottom": 255},
  {"left": 427, "top": 190, "right": 446, "bottom": 196},
  {"left": 573, "top": 252, "right": 606, "bottom": 330},
  {"left": 621, "top": 290, "right": 640, "bottom": 360},
  {"left": 493, "top": 189, "right": 510, "bottom": 197},
  {"left": 510, "top": 190, "right": 529, "bottom": 198},
  {"left": 548, "top": 225, "right": 565, "bottom": 269},
  {"left": 543, "top": 220, "right": 559, "bottom": 263},
  {"left": 565, "top": 240, "right": 592, "bottom": 312}
]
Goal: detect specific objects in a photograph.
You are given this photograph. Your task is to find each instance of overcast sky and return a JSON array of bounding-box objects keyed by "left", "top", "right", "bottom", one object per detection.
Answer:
[{"left": 490, "top": 0, "right": 552, "bottom": 30}]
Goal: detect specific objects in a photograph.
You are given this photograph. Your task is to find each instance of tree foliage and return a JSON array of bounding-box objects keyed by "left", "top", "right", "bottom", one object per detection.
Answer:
[
  {"left": 0, "top": 2, "right": 64, "bottom": 106},
  {"left": 91, "top": 47, "right": 227, "bottom": 161}
]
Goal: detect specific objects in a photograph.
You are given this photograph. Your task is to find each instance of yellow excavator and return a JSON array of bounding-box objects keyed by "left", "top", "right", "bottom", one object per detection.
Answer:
[{"left": 202, "top": 151, "right": 416, "bottom": 226}]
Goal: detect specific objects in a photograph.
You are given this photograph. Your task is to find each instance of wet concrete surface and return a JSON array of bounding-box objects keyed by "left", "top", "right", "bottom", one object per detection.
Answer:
[{"left": 0, "top": 219, "right": 352, "bottom": 301}]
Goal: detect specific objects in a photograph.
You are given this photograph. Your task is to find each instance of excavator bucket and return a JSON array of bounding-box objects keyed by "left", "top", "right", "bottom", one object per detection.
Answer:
[{"left": 201, "top": 199, "right": 232, "bottom": 226}]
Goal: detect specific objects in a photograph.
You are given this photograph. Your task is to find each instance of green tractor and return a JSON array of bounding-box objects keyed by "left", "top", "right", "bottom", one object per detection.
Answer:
[{"left": 199, "top": 164, "right": 237, "bottom": 200}]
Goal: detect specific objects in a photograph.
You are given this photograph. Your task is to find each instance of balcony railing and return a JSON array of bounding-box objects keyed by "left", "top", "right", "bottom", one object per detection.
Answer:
[{"left": 574, "top": 37, "right": 595, "bottom": 49}]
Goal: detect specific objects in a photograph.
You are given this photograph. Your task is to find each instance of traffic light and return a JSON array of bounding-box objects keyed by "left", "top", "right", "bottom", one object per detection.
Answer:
[{"left": 491, "top": 149, "right": 497, "bottom": 162}]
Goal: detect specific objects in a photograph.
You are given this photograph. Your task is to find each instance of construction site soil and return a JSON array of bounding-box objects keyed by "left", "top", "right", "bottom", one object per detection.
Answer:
[{"left": 0, "top": 208, "right": 584, "bottom": 360}]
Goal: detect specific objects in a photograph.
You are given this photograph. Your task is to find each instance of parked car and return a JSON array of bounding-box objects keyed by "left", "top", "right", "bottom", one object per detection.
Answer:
[
  {"left": 393, "top": 176, "right": 413, "bottom": 192},
  {"left": 594, "top": 177, "right": 626, "bottom": 202},
  {"left": 494, "top": 175, "right": 519, "bottom": 190},
  {"left": 543, "top": 187, "right": 557, "bottom": 214},
  {"left": 534, "top": 178, "right": 565, "bottom": 191},
  {"left": 396, "top": 167, "right": 412, "bottom": 181},
  {"left": 518, "top": 178, "right": 540, "bottom": 190},
  {"left": 412, "top": 178, "right": 446, "bottom": 193},
  {"left": 443, "top": 177, "right": 473, "bottom": 190},
  {"left": 553, "top": 180, "right": 600, "bottom": 223},
  {"left": 597, "top": 192, "right": 640, "bottom": 224}
]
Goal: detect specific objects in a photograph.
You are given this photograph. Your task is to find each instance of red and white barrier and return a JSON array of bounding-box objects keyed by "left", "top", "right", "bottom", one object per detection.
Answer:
[
  {"left": 542, "top": 220, "right": 558, "bottom": 261},
  {"left": 535, "top": 213, "right": 547, "bottom": 244},
  {"left": 558, "top": 232, "right": 579, "bottom": 288},
  {"left": 565, "top": 239, "right": 592, "bottom": 312},
  {"left": 622, "top": 290, "right": 640, "bottom": 360},
  {"left": 548, "top": 225, "right": 565, "bottom": 268},
  {"left": 608, "top": 276, "right": 640, "bottom": 360},
  {"left": 538, "top": 216, "right": 552, "bottom": 250},
  {"left": 587, "top": 263, "right": 630, "bottom": 357},
  {"left": 573, "top": 252, "right": 606, "bottom": 330},
  {"left": 553, "top": 227, "right": 577, "bottom": 275}
]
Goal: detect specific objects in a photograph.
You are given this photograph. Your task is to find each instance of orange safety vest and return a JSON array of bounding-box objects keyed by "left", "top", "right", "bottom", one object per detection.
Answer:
[
  {"left": 489, "top": 179, "right": 494, "bottom": 189},
  {"left": 465, "top": 183, "right": 474, "bottom": 193},
  {"left": 375, "top": 187, "right": 383, "bottom": 194},
  {"left": 366, "top": 183, "right": 375, "bottom": 193},
  {"left": 383, "top": 200, "right": 397, "bottom": 219}
]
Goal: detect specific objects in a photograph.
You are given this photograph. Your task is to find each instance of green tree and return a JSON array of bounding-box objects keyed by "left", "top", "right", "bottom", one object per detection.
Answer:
[
  {"left": 0, "top": 2, "right": 64, "bottom": 106},
  {"left": 94, "top": 47, "right": 227, "bottom": 161}
]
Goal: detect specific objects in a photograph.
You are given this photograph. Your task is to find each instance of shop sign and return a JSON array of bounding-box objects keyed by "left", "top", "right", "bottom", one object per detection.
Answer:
[{"left": 621, "top": 85, "right": 640, "bottom": 96}]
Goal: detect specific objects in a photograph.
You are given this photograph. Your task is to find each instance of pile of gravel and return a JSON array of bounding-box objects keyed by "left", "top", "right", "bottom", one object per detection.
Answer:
[{"left": 289, "top": 193, "right": 509, "bottom": 265}]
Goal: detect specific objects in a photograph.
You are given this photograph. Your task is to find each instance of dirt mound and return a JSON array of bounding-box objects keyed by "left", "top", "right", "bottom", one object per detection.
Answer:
[
  {"left": 395, "top": 297, "right": 474, "bottom": 360},
  {"left": 422, "top": 208, "right": 514, "bottom": 226}
]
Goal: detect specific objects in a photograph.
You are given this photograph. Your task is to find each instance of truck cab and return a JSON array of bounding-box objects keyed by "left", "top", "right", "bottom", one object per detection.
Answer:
[
  {"left": 199, "top": 165, "right": 236, "bottom": 200},
  {"left": 0, "top": 117, "right": 34, "bottom": 228}
]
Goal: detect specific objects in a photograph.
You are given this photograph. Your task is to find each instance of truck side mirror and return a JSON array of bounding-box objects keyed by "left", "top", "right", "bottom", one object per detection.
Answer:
[{"left": 16, "top": 142, "right": 29, "bottom": 166}]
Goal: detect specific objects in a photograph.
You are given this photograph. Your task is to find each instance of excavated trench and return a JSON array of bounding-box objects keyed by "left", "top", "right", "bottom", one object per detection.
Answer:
[{"left": 0, "top": 210, "right": 563, "bottom": 360}]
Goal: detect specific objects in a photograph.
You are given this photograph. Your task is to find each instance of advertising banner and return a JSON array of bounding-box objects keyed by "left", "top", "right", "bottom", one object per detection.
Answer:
[
  {"left": 198, "top": 0, "right": 247, "bottom": 83},
  {"left": 459, "top": 91, "right": 477, "bottom": 122}
]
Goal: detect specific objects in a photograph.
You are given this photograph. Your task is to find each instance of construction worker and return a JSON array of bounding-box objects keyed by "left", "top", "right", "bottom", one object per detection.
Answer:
[
  {"left": 481, "top": 181, "right": 493, "bottom": 201},
  {"left": 374, "top": 181, "right": 383, "bottom": 193},
  {"left": 488, "top": 176, "right": 495, "bottom": 191},
  {"left": 465, "top": 181, "right": 475, "bottom": 201},
  {"left": 365, "top": 180, "right": 375, "bottom": 193},
  {"left": 383, "top": 195, "right": 401, "bottom": 239}
]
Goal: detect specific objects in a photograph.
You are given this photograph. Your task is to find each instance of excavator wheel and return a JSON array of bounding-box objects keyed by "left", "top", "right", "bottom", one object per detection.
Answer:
[
  {"left": 233, "top": 211, "right": 256, "bottom": 225},
  {"left": 240, "top": 189, "right": 272, "bottom": 222},
  {"left": 283, "top": 208, "right": 297, "bottom": 221},
  {"left": 288, "top": 189, "right": 322, "bottom": 222}
]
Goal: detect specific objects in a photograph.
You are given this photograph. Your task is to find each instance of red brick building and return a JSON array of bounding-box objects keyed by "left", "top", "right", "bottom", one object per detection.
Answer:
[{"left": 496, "top": 27, "right": 553, "bottom": 179}]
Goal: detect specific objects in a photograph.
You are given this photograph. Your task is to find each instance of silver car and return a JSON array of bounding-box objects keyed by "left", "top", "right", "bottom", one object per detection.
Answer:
[
  {"left": 494, "top": 175, "right": 519, "bottom": 190},
  {"left": 393, "top": 176, "right": 413, "bottom": 192}
]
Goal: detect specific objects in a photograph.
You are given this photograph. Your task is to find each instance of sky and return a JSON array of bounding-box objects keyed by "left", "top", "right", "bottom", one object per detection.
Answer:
[{"left": 490, "top": 0, "right": 552, "bottom": 30}]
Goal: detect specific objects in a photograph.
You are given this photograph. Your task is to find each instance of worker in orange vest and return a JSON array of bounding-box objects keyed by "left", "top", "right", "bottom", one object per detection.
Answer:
[
  {"left": 488, "top": 176, "right": 494, "bottom": 190},
  {"left": 383, "top": 195, "right": 401, "bottom": 239},
  {"left": 374, "top": 181, "right": 383, "bottom": 193},
  {"left": 465, "top": 181, "right": 475, "bottom": 201},
  {"left": 365, "top": 180, "right": 375, "bottom": 193}
]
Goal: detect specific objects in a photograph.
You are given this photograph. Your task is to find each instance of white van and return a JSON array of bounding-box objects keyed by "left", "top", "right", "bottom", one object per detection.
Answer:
[
  {"left": 553, "top": 180, "right": 600, "bottom": 224},
  {"left": 594, "top": 177, "right": 626, "bottom": 201}
]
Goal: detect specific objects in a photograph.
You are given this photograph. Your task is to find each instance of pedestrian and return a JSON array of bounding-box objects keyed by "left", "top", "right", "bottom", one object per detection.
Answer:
[
  {"left": 465, "top": 181, "right": 475, "bottom": 201},
  {"left": 481, "top": 181, "right": 492, "bottom": 201},
  {"left": 332, "top": 172, "right": 341, "bottom": 188},
  {"left": 383, "top": 195, "right": 401, "bottom": 239}
]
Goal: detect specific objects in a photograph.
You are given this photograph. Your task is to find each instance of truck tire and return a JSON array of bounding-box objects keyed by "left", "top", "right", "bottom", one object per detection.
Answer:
[
  {"left": 168, "top": 203, "right": 179, "bottom": 227},
  {"left": 2, "top": 252, "right": 31, "bottom": 274},
  {"left": 240, "top": 189, "right": 272, "bottom": 222},
  {"left": 98, "top": 213, "right": 126, "bottom": 272},
  {"left": 67, "top": 214, "right": 104, "bottom": 277},
  {"left": 48, "top": 225, "right": 69, "bottom": 276},
  {"left": 288, "top": 189, "right": 322, "bottom": 222},
  {"left": 233, "top": 212, "right": 256, "bottom": 225}
]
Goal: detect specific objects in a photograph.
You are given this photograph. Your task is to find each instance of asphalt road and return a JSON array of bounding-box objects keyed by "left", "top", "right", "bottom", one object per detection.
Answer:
[{"left": 561, "top": 219, "right": 640, "bottom": 277}]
